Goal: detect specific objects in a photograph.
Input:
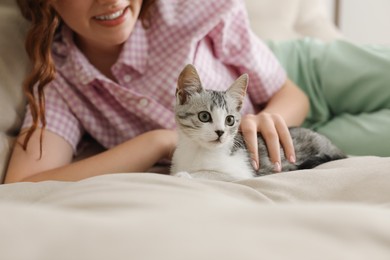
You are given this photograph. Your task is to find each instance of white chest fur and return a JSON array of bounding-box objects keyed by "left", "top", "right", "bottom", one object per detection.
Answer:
[{"left": 171, "top": 136, "right": 255, "bottom": 181}]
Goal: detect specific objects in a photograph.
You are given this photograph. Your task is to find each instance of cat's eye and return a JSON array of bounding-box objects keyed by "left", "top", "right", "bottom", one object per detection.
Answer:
[
  {"left": 225, "top": 115, "right": 235, "bottom": 126},
  {"left": 198, "top": 111, "right": 212, "bottom": 123}
]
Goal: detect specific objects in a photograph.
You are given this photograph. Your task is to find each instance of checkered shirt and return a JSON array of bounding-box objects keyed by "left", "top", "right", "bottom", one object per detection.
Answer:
[{"left": 22, "top": 0, "right": 286, "bottom": 153}]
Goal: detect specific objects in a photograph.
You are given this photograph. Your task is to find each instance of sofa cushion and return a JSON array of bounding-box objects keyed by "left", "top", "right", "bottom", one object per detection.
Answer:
[
  {"left": 0, "top": 0, "right": 29, "bottom": 181},
  {"left": 244, "top": 0, "right": 342, "bottom": 41}
]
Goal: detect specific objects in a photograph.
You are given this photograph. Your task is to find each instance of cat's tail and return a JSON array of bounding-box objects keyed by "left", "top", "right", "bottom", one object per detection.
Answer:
[{"left": 296, "top": 153, "right": 347, "bottom": 170}]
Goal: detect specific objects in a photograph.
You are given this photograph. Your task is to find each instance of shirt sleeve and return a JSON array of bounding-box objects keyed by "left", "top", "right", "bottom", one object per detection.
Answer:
[
  {"left": 206, "top": 0, "right": 287, "bottom": 106},
  {"left": 22, "top": 74, "right": 84, "bottom": 154}
]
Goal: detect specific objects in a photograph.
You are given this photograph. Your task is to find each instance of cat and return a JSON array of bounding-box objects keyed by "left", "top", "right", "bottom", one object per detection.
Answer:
[{"left": 170, "top": 64, "right": 347, "bottom": 181}]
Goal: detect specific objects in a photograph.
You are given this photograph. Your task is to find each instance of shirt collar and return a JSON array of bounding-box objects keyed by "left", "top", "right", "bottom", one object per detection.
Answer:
[
  {"left": 116, "top": 21, "right": 149, "bottom": 74},
  {"left": 52, "top": 26, "right": 99, "bottom": 85},
  {"left": 52, "top": 21, "right": 149, "bottom": 85},
  {"left": 52, "top": 25, "right": 72, "bottom": 62}
]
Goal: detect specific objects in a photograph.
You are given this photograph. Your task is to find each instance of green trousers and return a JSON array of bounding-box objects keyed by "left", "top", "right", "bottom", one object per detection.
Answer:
[{"left": 268, "top": 39, "right": 390, "bottom": 156}]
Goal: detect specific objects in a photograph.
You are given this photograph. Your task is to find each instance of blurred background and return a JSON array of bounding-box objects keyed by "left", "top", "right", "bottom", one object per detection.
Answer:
[{"left": 326, "top": 0, "right": 390, "bottom": 45}]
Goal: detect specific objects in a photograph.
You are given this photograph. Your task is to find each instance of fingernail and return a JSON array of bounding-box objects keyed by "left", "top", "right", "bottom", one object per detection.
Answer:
[
  {"left": 274, "top": 162, "right": 281, "bottom": 172},
  {"left": 251, "top": 159, "right": 258, "bottom": 170},
  {"left": 289, "top": 155, "right": 296, "bottom": 163}
]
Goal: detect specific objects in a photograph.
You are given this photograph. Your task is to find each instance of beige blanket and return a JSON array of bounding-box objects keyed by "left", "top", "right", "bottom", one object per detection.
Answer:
[{"left": 0, "top": 156, "right": 389, "bottom": 259}]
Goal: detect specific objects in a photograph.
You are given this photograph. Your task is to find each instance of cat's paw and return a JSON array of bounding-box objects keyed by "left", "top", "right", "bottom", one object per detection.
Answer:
[{"left": 172, "top": 171, "right": 193, "bottom": 179}]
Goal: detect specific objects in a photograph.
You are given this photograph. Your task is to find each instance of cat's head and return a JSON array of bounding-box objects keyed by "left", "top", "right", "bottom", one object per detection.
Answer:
[{"left": 175, "top": 64, "right": 248, "bottom": 149}]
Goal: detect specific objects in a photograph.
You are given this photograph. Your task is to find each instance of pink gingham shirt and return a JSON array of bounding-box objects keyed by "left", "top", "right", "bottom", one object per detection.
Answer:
[{"left": 23, "top": 0, "right": 286, "bottom": 153}]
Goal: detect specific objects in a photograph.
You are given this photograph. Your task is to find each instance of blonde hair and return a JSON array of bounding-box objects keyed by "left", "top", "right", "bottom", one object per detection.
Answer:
[{"left": 16, "top": 0, "right": 156, "bottom": 155}]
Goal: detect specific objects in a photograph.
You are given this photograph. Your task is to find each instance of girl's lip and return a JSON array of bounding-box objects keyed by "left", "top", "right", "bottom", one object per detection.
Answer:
[{"left": 93, "top": 6, "right": 129, "bottom": 27}]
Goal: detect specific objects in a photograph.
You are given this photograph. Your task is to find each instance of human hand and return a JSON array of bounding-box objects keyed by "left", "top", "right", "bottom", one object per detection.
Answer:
[{"left": 240, "top": 112, "right": 296, "bottom": 172}]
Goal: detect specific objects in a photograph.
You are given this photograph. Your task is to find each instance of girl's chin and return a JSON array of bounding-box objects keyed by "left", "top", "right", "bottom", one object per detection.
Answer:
[
  {"left": 94, "top": 22, "right": 136, "bottom": 45},
  {"left": 105, "top": 35, "right": 131, "bottom": 45},
  {"left": 95, "top": 30, "right": 132, "bottom": 46}
]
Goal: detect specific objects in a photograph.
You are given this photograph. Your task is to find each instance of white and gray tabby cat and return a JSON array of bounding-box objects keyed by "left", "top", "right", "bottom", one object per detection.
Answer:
[{"left": 170, "top": 64, "right": 346, "bottom": 181}]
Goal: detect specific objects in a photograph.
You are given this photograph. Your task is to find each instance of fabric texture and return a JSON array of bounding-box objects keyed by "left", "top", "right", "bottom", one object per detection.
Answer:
[
  {"left": 0, "top": 156, "right": 390, "bottom": 260},
  {"left": 268, "top": 39, "right": 390, "bottom": 156},
  {"left": 22, "top": 0, "right": 286, "bottom": 153}
]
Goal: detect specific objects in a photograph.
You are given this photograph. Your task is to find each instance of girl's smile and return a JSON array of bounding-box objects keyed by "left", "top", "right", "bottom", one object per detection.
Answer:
[
  {"left": 93, "top": 6, "right": 130, "bottom": 27},
  {"left": 51, "top": 0, "right": 143, "bottom": 50}
]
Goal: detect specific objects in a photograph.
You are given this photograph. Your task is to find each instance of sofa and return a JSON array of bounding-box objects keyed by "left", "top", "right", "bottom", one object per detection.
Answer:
[
  {"left": 1, "top": 0, "right": 390, "bottom": 259},
  {"left": 245, "top": 0, "right": 343, "bottom": 41}
]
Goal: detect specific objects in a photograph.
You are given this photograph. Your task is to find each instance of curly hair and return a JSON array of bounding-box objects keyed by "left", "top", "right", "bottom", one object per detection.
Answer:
[{"left": 16, "top": 0, "right": 156, "bottom": 156}]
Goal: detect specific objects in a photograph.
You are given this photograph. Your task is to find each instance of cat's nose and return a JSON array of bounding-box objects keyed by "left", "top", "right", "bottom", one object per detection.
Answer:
[{"left": 215, "top": 130, "right": 224, "bottom": 137}]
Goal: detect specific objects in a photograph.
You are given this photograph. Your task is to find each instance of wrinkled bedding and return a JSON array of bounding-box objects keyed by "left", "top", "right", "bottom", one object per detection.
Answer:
[{"left": 1, "top": 156, "right": 389, "bottom": 259}]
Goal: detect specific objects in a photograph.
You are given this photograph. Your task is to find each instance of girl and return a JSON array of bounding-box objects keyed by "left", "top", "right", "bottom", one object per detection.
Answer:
[{"left": 5, "top": 0, "right": 310, "bottom": 182}]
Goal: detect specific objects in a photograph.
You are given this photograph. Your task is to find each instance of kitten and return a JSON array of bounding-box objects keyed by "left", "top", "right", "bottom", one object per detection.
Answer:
[{"left": 170, "top": 64, "right": 346, "bottom": 181}]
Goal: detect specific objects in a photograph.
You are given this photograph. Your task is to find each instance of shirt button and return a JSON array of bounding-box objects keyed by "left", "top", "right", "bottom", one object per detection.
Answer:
[
  {"left": 80, "top": 75, "right": 90, "bottom": 85},
  {"left": 123, "top": 75, "right": 132, "bottom": 83},
  {"left": 138, "top": 98, "right": 149, "bottom": 107}
]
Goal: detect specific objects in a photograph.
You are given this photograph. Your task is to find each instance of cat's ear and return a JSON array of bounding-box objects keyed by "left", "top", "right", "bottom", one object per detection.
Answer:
[
  {"left": 176, "top": 64, "right": 203, "bottom": 105},
  {"left": 227, "top": 74, "right": 248, "bottom": 111}
]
